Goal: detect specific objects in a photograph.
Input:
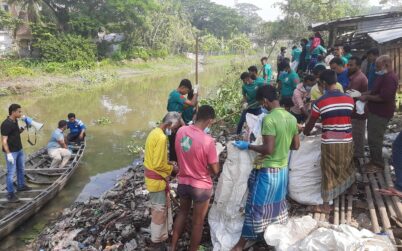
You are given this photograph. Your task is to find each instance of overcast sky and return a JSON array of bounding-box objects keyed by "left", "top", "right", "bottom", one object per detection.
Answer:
[{"left": 212, "top": 0, "right": 383, "bottom": 21}]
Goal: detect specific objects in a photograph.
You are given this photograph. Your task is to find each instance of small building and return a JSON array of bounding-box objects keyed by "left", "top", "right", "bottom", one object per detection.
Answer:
[
  {"left": 0, "top": 1, "right": 33, "bottom": 57},
  {"left": 311, "top": 11, "right": 402, "bottom": 91}
]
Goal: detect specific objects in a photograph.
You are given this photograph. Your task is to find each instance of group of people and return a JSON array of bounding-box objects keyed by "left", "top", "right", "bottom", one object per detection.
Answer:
[
  {"left": 1, "top": 104, "right": 86, "bottom": 202},
  {"left": 144, "top": 38, "right": 401, "bottom": 250}
]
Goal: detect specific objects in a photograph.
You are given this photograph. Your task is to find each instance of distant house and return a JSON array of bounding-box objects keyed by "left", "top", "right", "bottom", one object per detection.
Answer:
[
  {"left": 0, "top": 1, "right": 33, "bottom": 57},
  {"left": 311, "top": 11, "right": 402, "bottom": 91}
]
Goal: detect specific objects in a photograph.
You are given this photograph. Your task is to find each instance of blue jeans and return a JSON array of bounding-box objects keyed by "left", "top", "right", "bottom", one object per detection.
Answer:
[
  {"left": 393, "top": 132, "right": 402, "bottom": 191},
  {"left": 5, "top": 150, "right": 25, "bottom": 194},
  {"left": 236, "top": 108, "right": 262, "bottom": 135}
]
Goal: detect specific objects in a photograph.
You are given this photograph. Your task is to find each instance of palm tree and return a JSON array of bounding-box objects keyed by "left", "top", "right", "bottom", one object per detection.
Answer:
[{"left": 8, "top": 0, "right": 58, "bottom": 24}]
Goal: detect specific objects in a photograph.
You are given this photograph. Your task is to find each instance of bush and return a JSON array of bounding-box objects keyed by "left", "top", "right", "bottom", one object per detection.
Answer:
[
  {"left": 33, "top": 34, "right": 97, "bottom": 66},
  {"left": 5, "top": 66, "right": 34, "bottom": 77},
  {"left": 126, "top": 47, "right": 150, "bottom": 61}
]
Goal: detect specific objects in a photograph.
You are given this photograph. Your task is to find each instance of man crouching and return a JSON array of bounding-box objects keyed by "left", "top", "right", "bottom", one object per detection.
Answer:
[{"left": 144, "top": 112, "right": 182, "bottom": 250}]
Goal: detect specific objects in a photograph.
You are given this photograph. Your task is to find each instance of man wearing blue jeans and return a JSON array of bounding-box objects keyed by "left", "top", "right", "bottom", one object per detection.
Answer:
[
  {"left": 237, "top": 72, "right": 263, "bottom": 135},
  {"left": 1, "top": 104, "right": 31, "bottom": 203}
]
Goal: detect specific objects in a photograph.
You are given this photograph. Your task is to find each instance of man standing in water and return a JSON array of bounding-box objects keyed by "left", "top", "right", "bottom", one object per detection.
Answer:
[
  {"left": 1, "top": 104, "right": 31, "bottom": 203},
  {"left": 231, "top": 86, "right": 300, "bottom": 250},
  {"left": 144, "top": 112, "right": 182, "bottom": 251}
]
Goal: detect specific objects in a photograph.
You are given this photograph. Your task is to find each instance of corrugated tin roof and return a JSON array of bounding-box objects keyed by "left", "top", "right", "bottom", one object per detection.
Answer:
[
  {"left": 357, "top": 16, "right": 402, "bottom": 34},
  {"left": 311, "top": 11, "right": 402, "bottom": 31},
  {"left": 367, "top": 28, "right": 402, "bottom": 44}
]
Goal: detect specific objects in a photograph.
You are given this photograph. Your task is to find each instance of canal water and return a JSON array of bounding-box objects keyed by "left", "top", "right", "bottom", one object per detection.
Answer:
[{"left": 0, "top": 59, "right": 242, "bottom": 250}]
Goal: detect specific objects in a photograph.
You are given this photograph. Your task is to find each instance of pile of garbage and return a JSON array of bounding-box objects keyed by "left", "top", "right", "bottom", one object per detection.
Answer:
[{"left": 31, "top": 166, "right": 208, "bottom": 251}]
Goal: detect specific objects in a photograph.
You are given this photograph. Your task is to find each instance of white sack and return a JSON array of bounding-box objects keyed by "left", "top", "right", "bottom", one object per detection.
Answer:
[
  {"left": 288, "top": 134, "right": 323, "bottom": 205},
  {"left": 209, "top": 113, "right": 264, "bottom": 251},
  {"left": 265, "top": 216, "right": 395, "bottom": 251}
]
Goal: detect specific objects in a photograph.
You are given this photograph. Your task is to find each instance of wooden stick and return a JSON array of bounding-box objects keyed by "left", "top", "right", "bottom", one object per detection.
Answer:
[
  {"left": 377, "top": 173, "right": 398, "bottom": 220},
  {"left": 363, "top": 173, "right": 381, "bottom": 233},
  {"left": 340, "top": 194, "right": 346, "bottom": 224},
  {"left": 334, "top": 197, "right": 339, "bottom": 225},
  {"left": 347, "top": 194, "right": 353, "bottom": 224},
  {"left": 195, "top": 36, "right": 199, "bottom": 85},
  {"left": 384, "top": 165, "right": 402, "bottom": 220},
  {"left": 369, "top": 173, "right": 395, "bottom": 243}
]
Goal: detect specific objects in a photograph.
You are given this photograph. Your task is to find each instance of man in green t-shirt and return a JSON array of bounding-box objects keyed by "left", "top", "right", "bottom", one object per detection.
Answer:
[
  {"left": 232, "top": 85, "right": 300, "bottom": 249},
  {"left": 166, "top": 79, "right": 197, "bottom": 161},
  {"left": 260, "top": 57, "right": 272, "bottom": 85},
  {"left": 277, "top": 61, "right": 300, "bottom": 110},
  {"left": 248, "top": 65, "right": 265, "bottom": 86},
  {"left": 236, "top": 72, "right": 263, "bottom": 135}
]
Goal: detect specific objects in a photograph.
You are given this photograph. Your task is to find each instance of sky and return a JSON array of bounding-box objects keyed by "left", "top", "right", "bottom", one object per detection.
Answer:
[{"left": 212, "top": 0, "right": 383, "bottom": 21}]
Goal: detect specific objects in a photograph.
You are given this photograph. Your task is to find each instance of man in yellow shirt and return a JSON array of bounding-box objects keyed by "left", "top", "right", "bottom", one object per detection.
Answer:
[
  {"left": 144, "top": 112, "right": 183, "bottom": 250},
  {"left": 311, "top": 65, "right": 344, "bottom": 101}
]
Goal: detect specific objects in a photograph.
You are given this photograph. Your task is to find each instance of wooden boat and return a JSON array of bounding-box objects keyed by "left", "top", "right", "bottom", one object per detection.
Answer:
[{"left": 0, "top": 142, "right": 86, "bottom": 239}]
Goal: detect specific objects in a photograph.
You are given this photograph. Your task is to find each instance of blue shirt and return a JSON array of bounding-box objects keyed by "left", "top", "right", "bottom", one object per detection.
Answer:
[
  {"left": 67, "top": 119, "right": 86, "bottom": 136},
  {"left": 337, "top": 68, "right": 350, "bottom": 89},
  {"left": 367, "top": 63, "right": 377, "bottom": 91},
  {"left": 47, "top": 128, "right": 64, "bottom": 150}
]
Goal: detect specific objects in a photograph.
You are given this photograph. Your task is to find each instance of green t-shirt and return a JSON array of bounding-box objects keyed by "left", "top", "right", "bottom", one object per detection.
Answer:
[
  {"left": 279, "top": 70, "right": 300, "bottom": 97},
  {"left": 341, "top": 56, "right": 348, "bottom": 66},
  {"left": 291, "top": 48, "right": 302, "bottom": 62},
  {"left": 262, "top": 64, "right": 272, "bottom": 82},
  {"left": 312, "top": 45, "right": 327, "bottom": 55},
  {"left": 254, "top": 77, "right": 265, "bottom": 86},
  {"left": 260, "top": 108, "right": 298, "bottom": 168},
  {"left": 242, "top": 81, "right": 264, "bottom": 109},
  {"left": 182, "top": 106, "right": 195, "bottom": 124},
  {"left": 167, "top": 90, "right": 186, "bottom": 113}
]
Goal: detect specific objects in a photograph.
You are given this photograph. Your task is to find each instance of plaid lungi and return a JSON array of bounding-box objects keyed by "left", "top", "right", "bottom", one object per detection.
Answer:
[
  {"left": 241, "top": 167, "right": 289, "bottom": 240},
  {"left": 321, "top": 142, "right": 356, "bottom": 202}
]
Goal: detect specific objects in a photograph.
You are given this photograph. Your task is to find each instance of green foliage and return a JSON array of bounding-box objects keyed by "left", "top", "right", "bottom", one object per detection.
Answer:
[
  {"left": 0, "top": 9, "right": 21, "bottom": 30},
  {"left": 275, "top": 0, "right": 370, "bottom": 40},
  {"left": 4, "top": 66, "right": 34, "bottom": 77},
  {"left": 200, "top": 34, "right": 221, "bottom": 54},
  {"left": 127, "top": 141, "right": 144, "bottom": 155},
  {"left": 200, "top": 63, "right": 246, "bottom": 125},
  {"left": 227, "top": 34, "right": 253, "bottom": 54},
  {"left": 33, "top": 34, "right": 96, "bottom": 67}
]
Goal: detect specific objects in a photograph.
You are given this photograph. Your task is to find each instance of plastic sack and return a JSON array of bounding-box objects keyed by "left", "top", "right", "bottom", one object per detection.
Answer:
[
  {"left": 209, "top": 113, "right": 264, "bottom": 251},
  {"left": 265, "top": 216, "right": 395, "bottom": 251},
  {"left": 209, "top": 143, "right": 256, "bottom": 251},
  {"left": 288, "top": 134, "right": 323, "bottom": 205}
]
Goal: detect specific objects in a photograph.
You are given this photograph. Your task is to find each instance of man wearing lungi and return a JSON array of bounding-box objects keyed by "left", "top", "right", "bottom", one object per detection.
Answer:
[
  {"left": 304, "top": 69, "right": 356, "bottom": 213},
  {"left": 232, "top": 85, "right": 300, "bottom": 250}
]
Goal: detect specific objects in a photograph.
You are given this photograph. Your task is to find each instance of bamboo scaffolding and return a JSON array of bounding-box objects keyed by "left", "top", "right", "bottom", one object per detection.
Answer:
[
  {"left": 340, "top": 194, "right": 346, "bottom": 224},
  {"left": 334, "top": 197, "right": 339, "bottom": 225}
]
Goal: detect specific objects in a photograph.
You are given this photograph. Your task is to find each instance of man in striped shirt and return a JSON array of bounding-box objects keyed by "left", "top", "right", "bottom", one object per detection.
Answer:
[{"left": 304, "top": 69, "right": 355, "bottom": 213}]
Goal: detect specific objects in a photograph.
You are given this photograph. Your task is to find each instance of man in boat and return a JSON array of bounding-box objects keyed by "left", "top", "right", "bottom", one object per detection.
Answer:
[
  {"left": 144, "top": 112, "right": 182, "bottom": 250},
  {"left": 1, "top": 104, "right": 31, "bottom": 203},
  {"left": 66, "top": 113, "right": 86, "bottom": 144},
  {"left": 304, "top": 70, "right": 355, "bottom": 213},
  {"left": 166, "top": 79, "right": 198, "bottom": 161},
  {"left": 231, "top": 86, "right": 300, "bottom": 250},
  {"left": 171, "top": 105, "right": 220, "bottom": 251},
  {"left": 47, "top": 120, "right": 72, "bottom": 169}
]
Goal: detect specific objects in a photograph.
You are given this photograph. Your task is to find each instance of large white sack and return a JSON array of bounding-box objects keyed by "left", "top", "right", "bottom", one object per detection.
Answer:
[
  {"left": 265, "top": 216, "right": 395, "bottom": 251},
  {"left": 209, "top": 113, "right": 264, "bottom": 251},
  {"left": 288, "top": 134, "right": 323, "bottom": 205},
  {"left": 209, "top": 143, "right": 256, "bottom": 251}
]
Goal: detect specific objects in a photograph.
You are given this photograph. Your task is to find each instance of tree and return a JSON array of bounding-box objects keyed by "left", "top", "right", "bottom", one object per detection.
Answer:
[
  {"left": 275, "top": 0, "right": 370, "bottom": 40},
  {"left": 234, "top": 3, "right": 263, "bottom": 34}
]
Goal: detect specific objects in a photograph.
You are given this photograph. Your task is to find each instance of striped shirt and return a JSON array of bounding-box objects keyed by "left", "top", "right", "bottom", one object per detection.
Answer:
[{"left": 311, "top": 90, "right": 354, "bottom": 144}]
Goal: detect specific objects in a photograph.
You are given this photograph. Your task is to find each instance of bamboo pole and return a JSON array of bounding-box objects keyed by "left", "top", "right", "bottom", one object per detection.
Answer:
[
  {"left": 363, "top": 173, "right": 381, "bottom": 233},
  {"left": 195, "top": 36, "right": 199, "bottom": 85},
  {"left": 319, "top": 213, "right": 326, "bottom": 222},
  {"left": 369, "top": 173, "right": 395, "bottom": 243},
  {"left": 334, "top": 197, "right": 339, "bottom": 225},
  {"left": 384, "top": 165, "right": 402, "bottom": 220},
  {"left": 340, "top": 194, "right": 346, "bottom": 224},
  {"left": 347, "top": 194, "right": 353, "bottom": 224},
  {"left": 377, "top": 173, "right": 398, "bottom": 220}
]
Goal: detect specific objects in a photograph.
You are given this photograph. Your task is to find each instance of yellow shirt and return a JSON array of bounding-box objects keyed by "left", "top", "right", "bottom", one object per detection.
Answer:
[
  {"left": 310, "top": 82, "right": 344, "bottom": 101},
  {"left": 144, "top": 128, "right": 173, "bottom": 192}
]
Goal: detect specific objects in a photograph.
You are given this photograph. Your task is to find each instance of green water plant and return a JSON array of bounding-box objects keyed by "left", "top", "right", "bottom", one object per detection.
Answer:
[{"left": 94, "top": 117, "right": 112, "bottom": 126}]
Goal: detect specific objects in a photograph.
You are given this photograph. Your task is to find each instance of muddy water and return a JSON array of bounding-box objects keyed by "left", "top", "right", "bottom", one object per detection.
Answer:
[{"left": 0, "top": 61, "right": 237, "bottom": 249}]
